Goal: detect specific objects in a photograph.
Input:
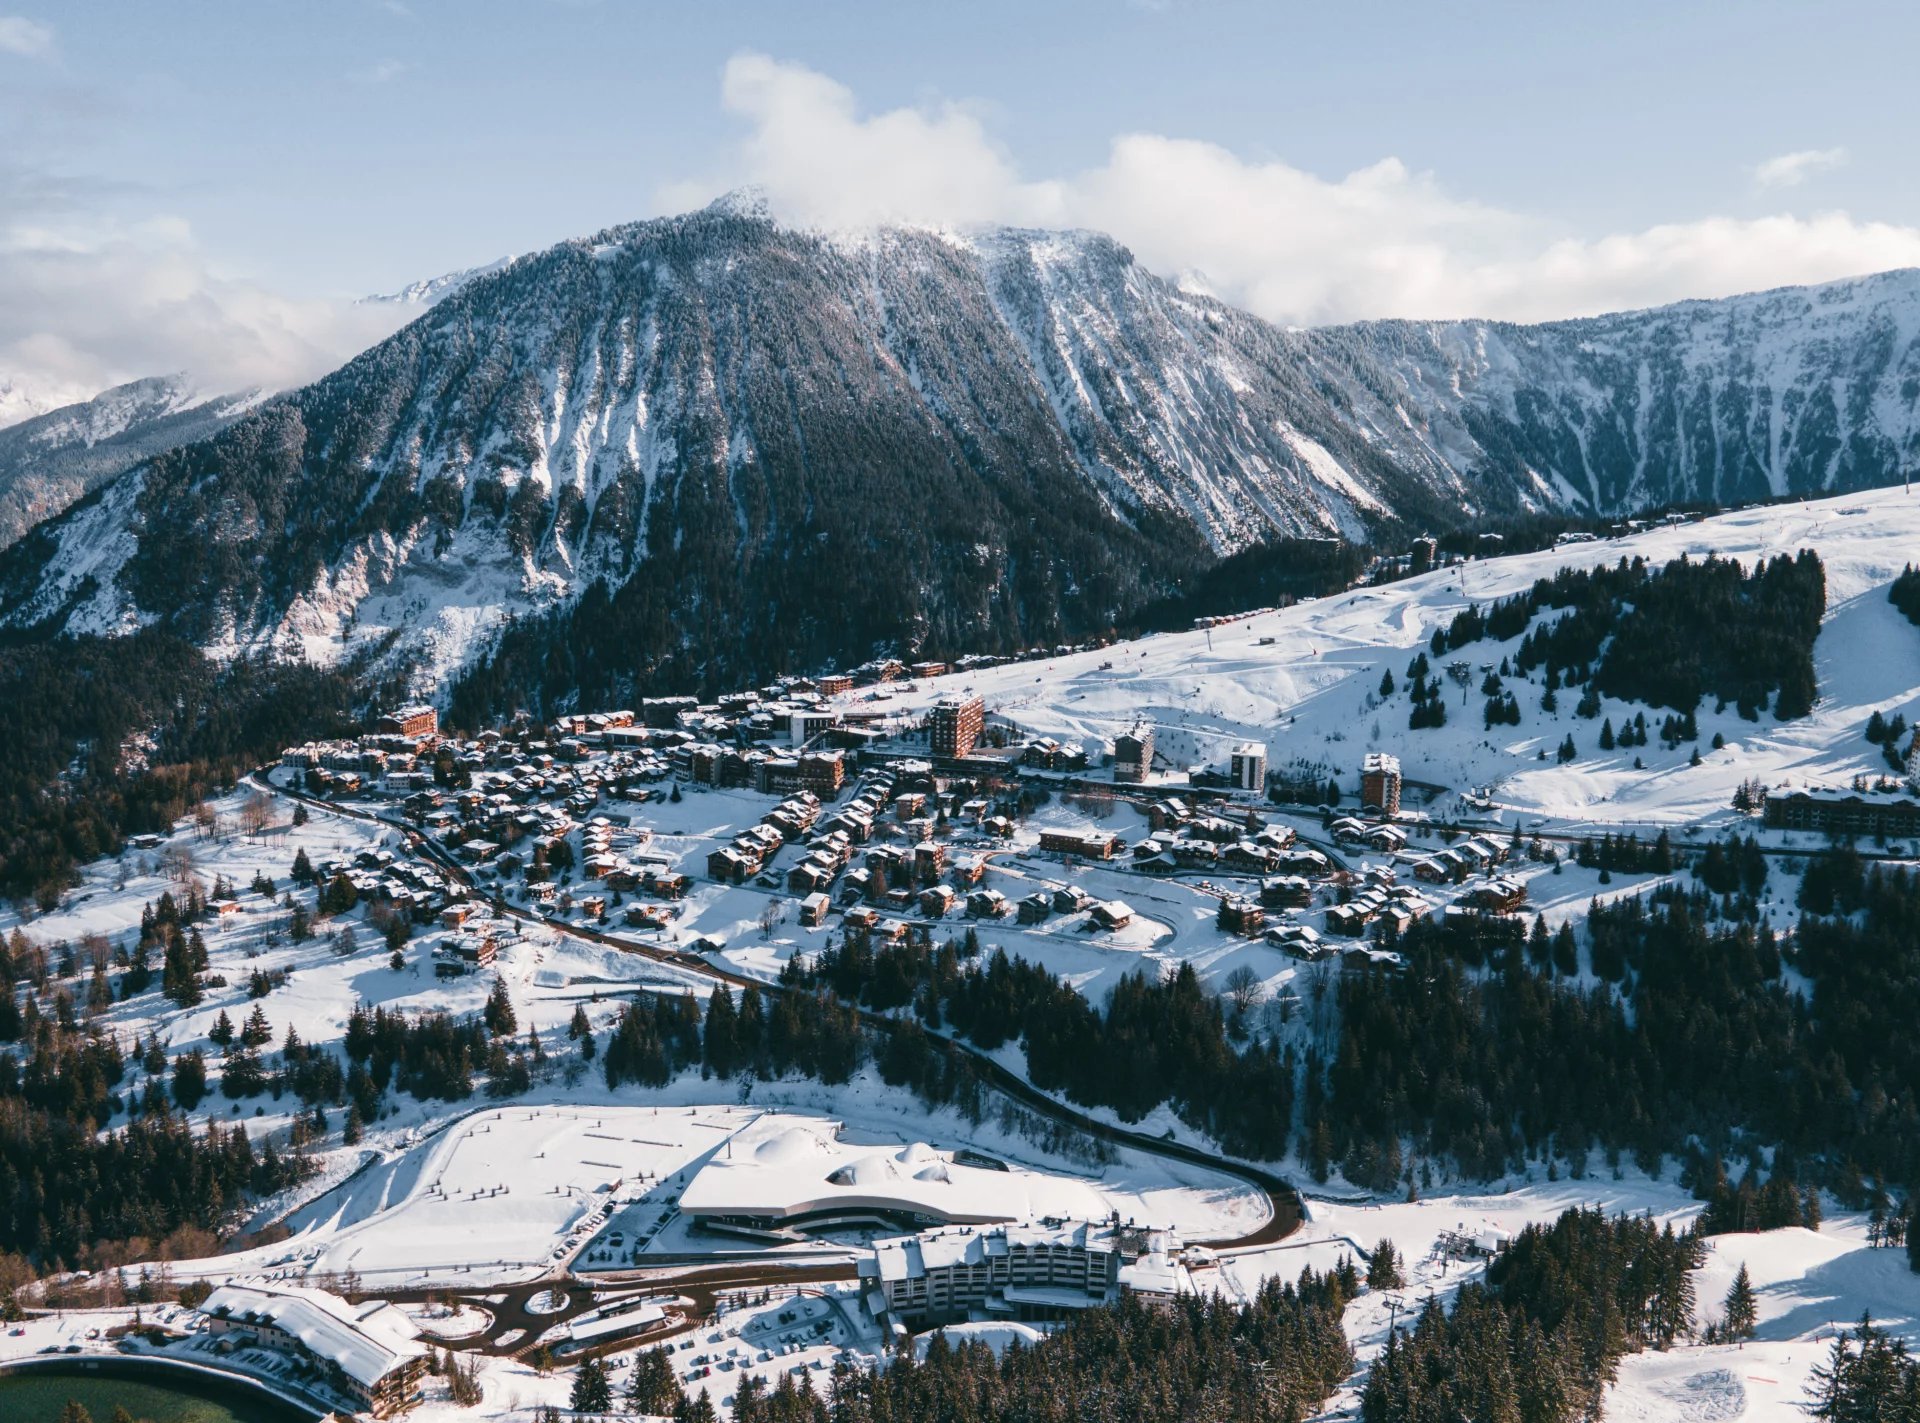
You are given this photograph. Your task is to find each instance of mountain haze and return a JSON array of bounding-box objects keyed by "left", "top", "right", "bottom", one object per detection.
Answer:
[{"left": 1, "top": 199, "right": 1916, "bottom": 714}]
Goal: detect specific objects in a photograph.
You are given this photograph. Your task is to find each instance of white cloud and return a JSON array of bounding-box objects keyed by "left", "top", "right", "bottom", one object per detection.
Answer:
[
  {"left": 0, "top": 214, "right": 418, "bottom": 405},
  {"left": 1752, "top": 147, "right": 1849, "bottom": 189},
  {"left": 663, "top": 54, "right": 1060, "bottom": 232},
  {"left": 673, "top": 55, "right": 1919, "bottom": 326},
  {"left": 0, "top": 15, "right": 52, "bottom": 57}
]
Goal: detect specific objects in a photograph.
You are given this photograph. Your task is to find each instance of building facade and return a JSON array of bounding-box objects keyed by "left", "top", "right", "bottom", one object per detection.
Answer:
[
  {"left": 860, "top": 1222, "right": 1123, "bottom": 1328},
  {"left": 1229, "top": 742, "right": 1267, "bottom": 793},
  {"left": 201, "top": 1282, "right": 429, "bottom": 1417},
  {"left": 929, "top": 697, "right": 986, "bottom": 759},
  {"left": 1113, "top": 724, "right": 1154, "bottom": 783},
  {"left": 1361, "top": 752, "right": 1402, "bottom": 818},
  {"left": 1764, "top": 789, "right": 1920, "bottom": 839}
]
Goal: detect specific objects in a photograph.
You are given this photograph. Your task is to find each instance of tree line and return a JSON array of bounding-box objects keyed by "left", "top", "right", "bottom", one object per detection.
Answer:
[
  {"left": 1363, "top": 1208, "right": 1705, "bottom": 1423},
  {"left": 1430, "top": 549, "right": 1824, "bottom": 719}
]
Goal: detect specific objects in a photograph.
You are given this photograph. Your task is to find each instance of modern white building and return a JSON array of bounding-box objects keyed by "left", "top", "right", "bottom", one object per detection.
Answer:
[
  {"left": 1229, "top": 742, "right": 1267, "bottom": 792},
  {"left": 678, "top": 1117, "right": 1025, "bottom": 1240},
  {"left": 859, "top": 1221, "right": 1124, "bottom": 1328}
]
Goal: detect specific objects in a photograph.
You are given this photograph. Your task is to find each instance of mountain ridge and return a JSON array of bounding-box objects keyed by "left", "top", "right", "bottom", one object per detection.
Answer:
[{"left": 1, "top": 202, "right": 1916, "bottom": 717}]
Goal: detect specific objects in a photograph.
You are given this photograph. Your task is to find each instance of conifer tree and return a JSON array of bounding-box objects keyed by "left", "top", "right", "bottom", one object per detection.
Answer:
[
  {"left": 1724, "top": 1262, "right": 1757, "bottom": 1342},
  {"left": 1367, "top": 1237, "right": 1404, "bottom": 1290},
  {"left": 570, "top": 1356, "right": 612, "bottom": 1413},
  {"left": 483, "top": 977, "right": 516, "bottom": 1036}
]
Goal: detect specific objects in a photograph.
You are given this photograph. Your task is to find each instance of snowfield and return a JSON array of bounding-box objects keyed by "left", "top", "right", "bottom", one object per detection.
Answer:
[{"left": 868, "top": 484, "right": 1920, "bottom": 834}]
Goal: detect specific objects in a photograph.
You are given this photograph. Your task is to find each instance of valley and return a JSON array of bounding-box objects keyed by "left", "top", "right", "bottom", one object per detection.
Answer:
[{"left": 0, "top": 488, "right": 1913, "bottom": 1418}]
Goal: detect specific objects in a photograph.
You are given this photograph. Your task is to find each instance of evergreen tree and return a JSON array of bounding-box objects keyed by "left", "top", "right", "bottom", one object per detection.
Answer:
[
  {"left": 1724, "top": 1263, "right": 1757, "bottom": 1342},
  {"left": 1367, "top": 1237, "right": 1404, "bottom": 1290},
  {"left": 570, "top": 1356, "right": 612, "bottom": 1413},
  {"left": 483, "top": 977, "right": 517, "bottom": 1036},
  {"left": 172, "top": 1049, "right": 208, "bottom": 1109}
]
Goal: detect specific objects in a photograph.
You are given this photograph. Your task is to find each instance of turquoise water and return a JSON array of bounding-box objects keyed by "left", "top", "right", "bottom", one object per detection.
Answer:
[{"left": 0, "top": 1361, "right": 317, "bottom": 1423}]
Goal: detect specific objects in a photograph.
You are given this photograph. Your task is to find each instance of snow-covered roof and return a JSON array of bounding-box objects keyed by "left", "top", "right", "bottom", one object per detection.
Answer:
[
  {"left": 861, "top": 1221, "right": 1114, "bottom": 1283},
  {"left": 203, "top": 1281, "right": 425, "bottom": 1387},
  {"left": 682, "top": 1116, "right": 1059, "bottom": 1226}
]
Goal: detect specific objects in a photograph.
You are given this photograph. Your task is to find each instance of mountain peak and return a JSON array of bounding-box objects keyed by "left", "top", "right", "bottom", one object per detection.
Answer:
[{"left": 701, "top": 186, "right": 775, "bottom": 222}]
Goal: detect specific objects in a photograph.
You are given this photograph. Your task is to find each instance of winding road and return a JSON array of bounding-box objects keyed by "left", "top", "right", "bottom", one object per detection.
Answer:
[{"left": 250, "top": 768, "right": 1304, "bottom": 1346}]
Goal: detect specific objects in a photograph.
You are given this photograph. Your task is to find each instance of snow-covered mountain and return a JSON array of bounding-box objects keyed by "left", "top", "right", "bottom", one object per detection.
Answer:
[
  {"left": 1301, "top": 270, "right": 1920, "bottom": 513},
  {"left": 0, "top": 376, "right": 73, "bottom": 432},
  {"left": 356, "top": 254, "right": 518, "bottom": 313},
  {"left": 0, "top": 376, "right": 267, "bottom": 549},
  {"left": 2, "top": 199, "right": 1917, "bottom": 710}
]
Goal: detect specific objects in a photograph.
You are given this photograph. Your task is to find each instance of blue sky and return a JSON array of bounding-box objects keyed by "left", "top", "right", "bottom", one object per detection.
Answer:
[{"left": 5, "top": 0, "right": 1920, "bottom": 404}]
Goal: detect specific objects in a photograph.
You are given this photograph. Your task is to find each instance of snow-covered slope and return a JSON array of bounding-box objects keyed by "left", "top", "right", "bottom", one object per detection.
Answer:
[
  {"left": 0, "top": 201, "right": 1474, "bottom": 692},
  {"left": 874, "top": 484, "right": 1920, "bottom": 831},
  {"left": 0, "top": 375, "right": 264, "bottom": 548},
  {"left": 1303, "top": 269, "right": 1920, "bottom": 512},
  {"left": 356, "top": 254, "right": 518, "bottom": 312},
  {"left": 3, "top": 199, "right": 1919, "bottom": 701}
]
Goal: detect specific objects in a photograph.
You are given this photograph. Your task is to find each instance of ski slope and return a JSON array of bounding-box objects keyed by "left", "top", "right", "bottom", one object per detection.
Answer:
[{"left": 873, "top": 485, "right": 1920, "bottom": 831}]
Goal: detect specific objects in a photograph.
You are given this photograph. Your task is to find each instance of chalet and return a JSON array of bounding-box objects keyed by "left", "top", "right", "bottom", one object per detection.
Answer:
[
  {"left": 1458, "top": 876, "right": 1528, "bottom": 914},
  {"left": 1327, "top": 816, "right": 1370, "bottom": 846},
  {"left": 1169, "top": 838, "right": 1220, "bottom": 868},
  {"left": 1255, "top": 822, "right": 1297, "bottom": 851},
  {"left": 1224, "top": 840, "right": 1279, "bottom": 873},
  {"left": 1216, "top": 897, "right": 1264, "bottom": 937},
  {"left": 1146, "top": 798, "right": 1191, "bottom": 833},
  {"left": 1186, "top": 815, "right": 1245, "bottom": 845},
  {"left": 1271, "top": 848, "right": 1331, "bottom": 876},
  {"left": 1360, "top": 824, "right": 1409, "bottom": 853},
  {"left": 1052, "top": 885, "right": 1092, "bottom": 914},
  {"left": 1266, "top": 923, "right": 1327, "bottom": 960},
  {"left": 919, "top": 884, "right": 958, "bottom": 917},
  {"left": 967, "top": 889, "right": 1010, "bottom": 919},
  {"left": 434, "top": 933, "right": 497, "bottom": 977},
  {"left": 1411, "top": 853, "right": 1466, "bottom": 884},
  {"left": 1259, "top": 875, "right": 1313, "bottom": 908},
  {"left": 788, "top": 861, "right": 834, "bottom": 896},
  {"left": 640, "top": 869, "right": 689, "bottom": 900},
  {"left": 800, "top": 892, "right": 831, "bottom": 927},
  {"left": 1088, "top": 900, "right": 1134, "bottom": 930},
  {"left": 1017, "top": 893, "right": 1053, "bottom": 925},
  {"left": 1036, "top": 829, "right": 1123, "bottom": 860},
  {"left": 623, "top": 903, "right": 675, "bottom": 931},
  {"left": 1462, "top": 835, "right": 1509, "bottom": 865}
]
